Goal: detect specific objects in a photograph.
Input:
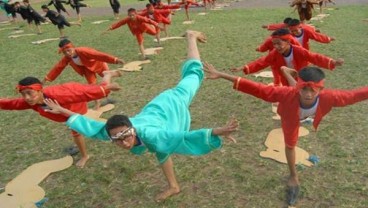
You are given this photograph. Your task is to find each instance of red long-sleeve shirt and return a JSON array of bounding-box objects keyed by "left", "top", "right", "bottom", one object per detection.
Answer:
[
  {"left": 109, "top": 15, "right": 159, "bottom": 35},
  {"left": 139, "top": 9, "right": 171, "bottom": 24},
  {"left": 233, "top": 77, "right": 368, "bottom": 148},
  {"left": 179, "top": 0, "right": 200, "bottom": 10},
  {"left": 295, "top": 27, "right": 332, "bottom": 51},
  {"left": 265, "top": 22, "right": 316, "bottom": 32},
  {"left": 0, "top": 83, "right": 110, "bottom": 122},
  {"left": 243, "top": 45, "right": 335, "bottom": 86},
  {"left": 45, "top": 47, "right": 119, "bottom": 84}
]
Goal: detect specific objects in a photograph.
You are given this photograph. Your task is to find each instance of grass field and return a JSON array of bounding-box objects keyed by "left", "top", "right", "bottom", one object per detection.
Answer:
[{"left": 1, "top": 3, "right": 368, "bottom": 208}]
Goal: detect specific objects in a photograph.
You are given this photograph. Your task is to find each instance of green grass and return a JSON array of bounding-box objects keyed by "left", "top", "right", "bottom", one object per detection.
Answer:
[{"left": 1, "top": 4, "right": 368, "bottom": 208}]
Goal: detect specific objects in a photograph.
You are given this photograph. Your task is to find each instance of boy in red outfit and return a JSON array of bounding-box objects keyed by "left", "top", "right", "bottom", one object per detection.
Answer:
[
  {"left": 230, "top": 29, "right": 343, "bottom": 86},
  {"left": 139, "top": 4, "right": 171, "bottom": 37},
  {"left": 204, "top": 62, "right": 368, "bottom": 206},
  {"left": 262, "top": 17, "right": 319, "bottom": 33},
  {"left": 288, "top": 18, "right": 334, "bottom": 51},
  {"left": 0, "top": 70, "right": 122, "bottom": 168},
  {"left": 104, "top": 8, "right": 162, "bottom": 60},
  {"left": 43, "top": 39, "right": 125, "bottom": 109},
  {"left": 256, "top": 29, "right": 302, "bottom": 53},
  {"left": 179, "top": 0, "right": 200, "bottom": 21}
]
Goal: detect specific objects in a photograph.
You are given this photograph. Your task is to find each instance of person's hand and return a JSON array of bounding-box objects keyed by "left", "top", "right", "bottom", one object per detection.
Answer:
[
  {"left": 229, "top": 66, "right": 242, "bottom": 73},
  {"left": 212, "top": 116, "right": 239, "bottom": 143},
  {"left": 116, "top": 59, "right": 125, "bottom": 65},
  {"left": 261, "top": 25, "right": 267, "bottom": 29},
  {"left": 280, "top": 66, "right": 297, "bottom": 77},
  {"left": 43, "top": 98, "right": 64, "bottom": 114},
  {"left": 330, "top": 37, "right": 335, "bottom": 41},
  {"left": 333, "top": 58, "right": 344, "bottom": 67},
  {"left": 106, "top": 83, "right": 121, "bottom": 91},
  {"left": 203, "top": 62, "right": 221, "bottom": 79}
]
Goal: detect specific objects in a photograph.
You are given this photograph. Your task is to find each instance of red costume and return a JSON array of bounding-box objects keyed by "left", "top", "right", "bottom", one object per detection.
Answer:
[
  {"left": 109, "top": 15, "right": 159, "bottom": 44},
  {"left": 139, "top": 9, "right": 171, "bottom": 24},
  {"left": 243, "top": 45, "right": 336, "bottom": 86},
  {"left": 233, "top": 77, "right": 368, "bottom": 148},
  {"left": 45, "top": 47, "right": 120, "bottom": 84},
  {"left": 290, "top": 27, "right": 332, "bottom": 51},
  {"left": 0, "top": 82, "right": 110, "bottom": 123},
  {"left": 155, "top": 3, "right": 180, "bottom": 10},
  {"left": 180, "top": 0, "right": 200, "bottom": 11},
  {"left": 257, "top": 36, "right": 302, "bottom": 53},
  {"left": 264, "top": 22, "right": 316, "bottom": 32}
]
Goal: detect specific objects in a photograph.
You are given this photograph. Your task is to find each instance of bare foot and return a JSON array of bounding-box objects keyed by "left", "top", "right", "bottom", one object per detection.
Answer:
[
  {"left": 184, "top": 30, "right": 207, "bottom": 43},
  {"left": 76, "top": 155, "right": 90, "bottom": 168},
  {"left": 103, "top": 70, "right": 122, "bottom": 78},
  {"left": 155, "top": 186, "right": 180, "bottom": 203}
]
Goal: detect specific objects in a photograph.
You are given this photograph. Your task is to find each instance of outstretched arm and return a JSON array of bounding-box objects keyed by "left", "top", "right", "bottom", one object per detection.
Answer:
[{"left": 203, "top": 62, "right": 238, "bottom": 82}]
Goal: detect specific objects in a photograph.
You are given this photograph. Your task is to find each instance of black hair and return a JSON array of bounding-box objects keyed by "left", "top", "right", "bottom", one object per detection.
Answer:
[
  {"left": 18, "top": 77, "right": 42, "bottom": 86},
  {"left": 58, "top": 38, "right": 71, "bottom": 48},
  {"left": 298, "top": 67, "right": 325, "bottom": 82},
  {"left": 41, "top": 4, "right": 48, "bottom": 9},
  {"left": 271, "top": 28, "right": 291, "bottom": 36},
  {"left": 146, "top": 3, "right": 153, "bottom": 8},
  {"left": 106, "top": 115, "right": 133, "bottom": 136},
  {"left": 283, "top": 17, "right": 292, "bottom": 24},
  {"left": 14, "top": 2, "right": 20, "bottom": 5},
  {"left": 288, "top": 18, "right": 300, "bottom": 27},
  {"left": 127, "top": 8, "right": 136, "bottom": 13}
]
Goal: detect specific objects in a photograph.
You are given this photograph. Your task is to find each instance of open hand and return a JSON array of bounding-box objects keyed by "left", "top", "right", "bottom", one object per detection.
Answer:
[
  {"left": 334, "top": 58, "right": 344, "bottom": 67},
  {"left": 203, "top": 62, "right": 221, "bottom": 79},
  {"left": 43, "top": 98, "right": 64, "bottom": 114},
  {"left": 212, "top": 116, "right": 239, "bottom": 143}
]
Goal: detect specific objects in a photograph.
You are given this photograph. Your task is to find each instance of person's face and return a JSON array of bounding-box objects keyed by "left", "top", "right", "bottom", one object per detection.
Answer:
[
  {"left": 20, "top": 89, "right": 44, "bottom": 106},
  {"left": 14, "top": 3, "right": 20, "bottom": 8},
  {"left": 289, "top": 27, "right": 302, "bottom": 36},
  {"left": 148, "top": 6, "right": 154, "bottom": 13},
  {"left": 272, "top": 38, "right": 290, "bottom": 55},
  {"left": 23, "top": 2, "right": 29, "bottom": 6},
  {"left": 42, "top": 8, "right": 48, "bottom": 13},
  {"left": 128, "top": 11, "right": 136, "bottom": 20},
  {"left": 62, "top": 47, "right": 76, "bottom": 58},
  {"left": 109, "top": 126, "right": 137, "bottom": 150},
  {"left": 299, "top": 86, "right": 322, "bottom": 107}
]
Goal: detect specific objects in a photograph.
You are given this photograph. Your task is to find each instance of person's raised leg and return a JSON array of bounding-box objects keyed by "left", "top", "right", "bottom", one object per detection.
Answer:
[
  {"left": 155, "top": 156, "right": 181, "bottom": 202},
  {"left": 185, "top": 30, "right": 206, "bottom": 60},
  {"left": 172, "top": 30, "right": 207, "bottom": 106},
  {"left": 73, "top": 134, "right": 90, "bottom": 167}
]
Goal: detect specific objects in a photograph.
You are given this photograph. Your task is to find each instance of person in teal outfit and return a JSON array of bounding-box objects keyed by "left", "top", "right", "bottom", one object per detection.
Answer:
[{"left": 44, "top": 30, "right": 239, "bottom": 202}]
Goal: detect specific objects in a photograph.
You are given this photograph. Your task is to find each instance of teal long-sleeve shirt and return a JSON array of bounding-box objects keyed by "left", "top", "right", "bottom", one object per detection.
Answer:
[{"left": 66, "top": 59, "right": 222, "bottom": 164}]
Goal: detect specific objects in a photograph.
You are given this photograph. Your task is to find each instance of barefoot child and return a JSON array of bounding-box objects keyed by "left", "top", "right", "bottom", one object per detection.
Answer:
[
  {"left": 204, "top": 63, "right": 368, "bottom": 206},
  {"left": 104, "top": 8, "right": 163, "bottom": 60},
  {"left": 0, "top": 70, "right": 122, "bottom": 168},
  {"left": 288, "top": 18, "right": 334, "bottom": 51},
  {"left": 43, "top": 39, "right": 125, "bottom": 109},
  {"left": 44, "top": 30, "right": 239, "bottom": 202},
  {"left": 230, "top": 29, "right": 344, "bottom": 86}
]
